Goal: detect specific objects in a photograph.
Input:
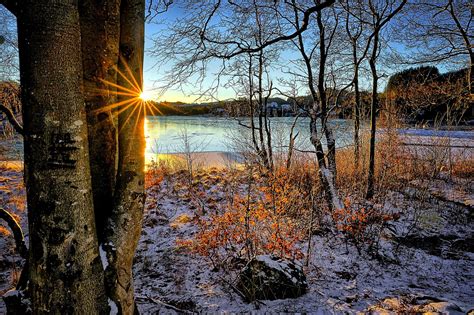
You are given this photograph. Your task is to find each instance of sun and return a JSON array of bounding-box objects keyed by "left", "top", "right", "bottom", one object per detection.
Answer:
[
  {"left": 139, "top": 90, "right": 153, "bottom": 101},
  {"left": 93, "top": 57, "right": 165, "bottom": 133}
]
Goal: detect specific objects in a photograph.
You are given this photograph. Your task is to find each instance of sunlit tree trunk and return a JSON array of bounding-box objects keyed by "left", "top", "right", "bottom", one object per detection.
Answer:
[
  {"left": 104, "top": 0, "right": 146, "bottom": 313},
  {"left": 79, "top": 0, "right": 120, "bottom": 242},
  {"left": 17, "top": 1, "right": 108, "bottom": 313}
]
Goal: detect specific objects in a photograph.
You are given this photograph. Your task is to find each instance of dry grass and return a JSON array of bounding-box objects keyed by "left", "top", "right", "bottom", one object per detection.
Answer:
[{"left": 153, "top": 129, "right": 472, "bottom": 262}]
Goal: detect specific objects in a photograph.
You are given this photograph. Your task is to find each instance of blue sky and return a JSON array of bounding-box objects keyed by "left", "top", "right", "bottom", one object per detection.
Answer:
[{"left": 1, "top": 3, "right": 468, "bottom": 103}]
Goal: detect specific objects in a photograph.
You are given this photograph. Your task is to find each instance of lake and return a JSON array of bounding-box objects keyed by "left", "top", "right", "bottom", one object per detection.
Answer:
[
  {"left": 2, "top": 116, "right": 472, "bottom": 165},
  {"left": 145, "top": 116, "right": 356, "bottom": 157}
]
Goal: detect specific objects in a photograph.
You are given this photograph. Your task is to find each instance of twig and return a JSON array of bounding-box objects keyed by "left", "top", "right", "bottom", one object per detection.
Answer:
[
  {"left": 216, "top": 273, "right": 267, "bottom": 307},
  {"left": 138, "top": 295, "right": 196, "bottom": 314}
]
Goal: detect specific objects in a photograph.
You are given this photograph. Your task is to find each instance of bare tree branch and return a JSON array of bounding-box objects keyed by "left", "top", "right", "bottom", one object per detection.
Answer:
[
  {"left": 0, "top": 208, "right": 27, "bottom": 259},
  {"left": 199, "top": 0, "right": 336, "bottom": 59},
  {"left": 0, "top": 102, "right": 23, "bottom": 135}
]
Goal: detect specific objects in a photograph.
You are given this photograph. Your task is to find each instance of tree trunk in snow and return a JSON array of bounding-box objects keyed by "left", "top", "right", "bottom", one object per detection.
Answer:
[
  {"left": 17, "top": 1, "right": 108, "bottom": 313},
  {"left": 309, "top": 112, "right": 342, "bottom": 212},
  {"left": 293, "top": 5, "right": 341, "bottom": 212},
  {"left": 104, "top": 0, "right": 146, "bottom": 313},
  {"left": 79, "top": 0, "right": 121, "bottom": 242}
]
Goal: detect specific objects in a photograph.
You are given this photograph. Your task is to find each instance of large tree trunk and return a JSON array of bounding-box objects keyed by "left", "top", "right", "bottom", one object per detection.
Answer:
[
  {"left": 17, "top": 1, "right": 108, "bottom": 313},
  {"left": 80, "top": 0, "right": 121, "bottom": 242},
  {"left": 104, "top": 0, "right": 146, "bottom": 313}
]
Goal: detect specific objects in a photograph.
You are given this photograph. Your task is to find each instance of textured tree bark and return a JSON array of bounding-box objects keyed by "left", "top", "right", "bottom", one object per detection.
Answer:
[
  {"left": 79, "top": 0, "right": 121, "bottom": 242},
  {"left": 104, "top": 0, "right": 146, "bottom": 313},
  {"left": 309, "top": 112, "right": 342, "bottom": 212},
  {"left": 17, "top": 1, "right": 108, "bottom": 313}
]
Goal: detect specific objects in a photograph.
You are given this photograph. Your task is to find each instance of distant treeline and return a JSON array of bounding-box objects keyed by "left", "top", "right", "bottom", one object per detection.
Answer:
[
  {"left": 385, "top": 66, "right": 472, "bottom": 125},
  {"left": 148, "top": 101, "right": 218, "bottom": 116},
  {"left": 2, "top": 74, "right": 472, "bottom": 127}
]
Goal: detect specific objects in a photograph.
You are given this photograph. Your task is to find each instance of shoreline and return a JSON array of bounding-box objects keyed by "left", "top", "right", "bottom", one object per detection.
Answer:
[{"left": 1, "top": 127, "right": 473, "bottom": 168}]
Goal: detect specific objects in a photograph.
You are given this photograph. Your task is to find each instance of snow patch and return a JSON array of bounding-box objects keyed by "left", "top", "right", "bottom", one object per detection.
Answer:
[
  {"left": 320, "top": 166, "right": 343, "bottom": 210},
  {"left": 73, "top": 120, "right": 84, "bottom": 127},
  {"left": 99, "top": 244, "right": 108, "bottom": 270},
  {"left": 108, "top": 298, "right": 118, "bottom": 315}
]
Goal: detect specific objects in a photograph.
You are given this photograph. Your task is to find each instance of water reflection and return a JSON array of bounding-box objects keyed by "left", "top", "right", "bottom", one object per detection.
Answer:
[{"left": 144, "top": 116, "right": 354, "bottom": 165}]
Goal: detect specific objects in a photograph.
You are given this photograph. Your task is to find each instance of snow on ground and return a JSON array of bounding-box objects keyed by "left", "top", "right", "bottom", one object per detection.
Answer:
[
  {"left": 398, "top": 128, "right": 474, "bottom": 140},
  {"left": 133, "top": 168, "right": 474, "bottom": 314},
  {"left": 0, "top": 133, "right": 473, "bottom": 313}
]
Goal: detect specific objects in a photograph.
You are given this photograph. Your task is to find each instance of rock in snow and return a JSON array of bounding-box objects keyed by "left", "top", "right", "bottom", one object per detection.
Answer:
[{"left": 237, "top": 255, "right": 307, "bottom": 301}]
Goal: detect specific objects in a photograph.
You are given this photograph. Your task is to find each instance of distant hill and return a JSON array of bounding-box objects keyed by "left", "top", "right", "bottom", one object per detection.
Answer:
[
  {"left": 386, "top": 66, "right": 471, "bottom": 125},
  {"left": 148, "top": 101, "right": 221, "bottom": 116}
]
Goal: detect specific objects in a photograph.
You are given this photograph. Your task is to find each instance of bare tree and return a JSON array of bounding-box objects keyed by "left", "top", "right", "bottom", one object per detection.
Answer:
[
  {"left": 149, "top": 0, "right": 336, "bottom": 98},
  {"left": 342, "top": 1, "right": 372, "bottom": 169},
  {"left": 363, "top": 0, "right": 407, "bottom": 199},
  {"left": 289, "top": 0, "right": 343, "bottom": 210},
  {"left": 399, "top": 0, "right": 472, "bottom": 97}
]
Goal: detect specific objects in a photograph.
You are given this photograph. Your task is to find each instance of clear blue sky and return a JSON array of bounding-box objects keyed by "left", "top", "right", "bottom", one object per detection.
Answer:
[{"left": 1, "top": 3, "right": 466, "bottom": 103}]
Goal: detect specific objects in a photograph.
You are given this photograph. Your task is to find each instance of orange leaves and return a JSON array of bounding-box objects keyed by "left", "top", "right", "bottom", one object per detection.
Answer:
[
  {"left": 182, "top": 187, "right": 305, "bottom": 261},
  {"left": 332, "top": 199, "right": 398, "bottom": 246},
  {"left": 166, "top": 166, "right": 312, "bottom": 263}
]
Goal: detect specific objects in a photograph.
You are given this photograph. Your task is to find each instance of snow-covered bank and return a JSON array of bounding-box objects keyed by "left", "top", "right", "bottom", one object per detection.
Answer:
[
  {"left": 398, "top": 128, "right": 474, "bottom": 140},
  {"left": 132, "top": 168, "right": 474, "bottom": 313},
  {"left": 1, "top": 127, "right": 473, "bottom": 313}
]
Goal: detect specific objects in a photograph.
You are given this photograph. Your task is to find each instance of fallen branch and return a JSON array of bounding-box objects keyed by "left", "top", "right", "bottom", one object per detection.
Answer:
[
  {"left": 0, "top": 208, "right": 27, "bottom": 259},
  {"left": 137, "top": 295, "right": 196, "bottom": 314}
]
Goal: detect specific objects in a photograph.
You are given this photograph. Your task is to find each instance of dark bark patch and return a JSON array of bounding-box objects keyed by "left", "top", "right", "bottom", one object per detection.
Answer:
[
  {"left": 47, "top": 132, "right": 78, "bottom": 169},
  {"left": 97, "top": 112, "right": 108, "bottom": 122},
  {"left": 47, "top": 254, "right": 62, "bottom": 272},
  {"left": 48, "top": 227, "right": 69, "bottom": 245},
  {"left": 38, "top": 200, "right": 56, "bottom": 216},
  {"left": 120, "top": 44, "right": 133, "bottom": 60},
  {"left": 68, "top": 239, "right": 77, "bottom": 257},
  {"left": 30, "top": 233, "right": 44, "bottom": 262},
  {"left": 123, "top": 170, "right": 137, "bottom": 184}
]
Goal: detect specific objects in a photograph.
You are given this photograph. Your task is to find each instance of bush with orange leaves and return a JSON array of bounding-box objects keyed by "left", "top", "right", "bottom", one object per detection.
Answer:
[
  {"left": 332, "top": 198, "right": 399, "bottom": 252},
  {"left": 177, "top": 166, "right": 312, "bottom": 265}
]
